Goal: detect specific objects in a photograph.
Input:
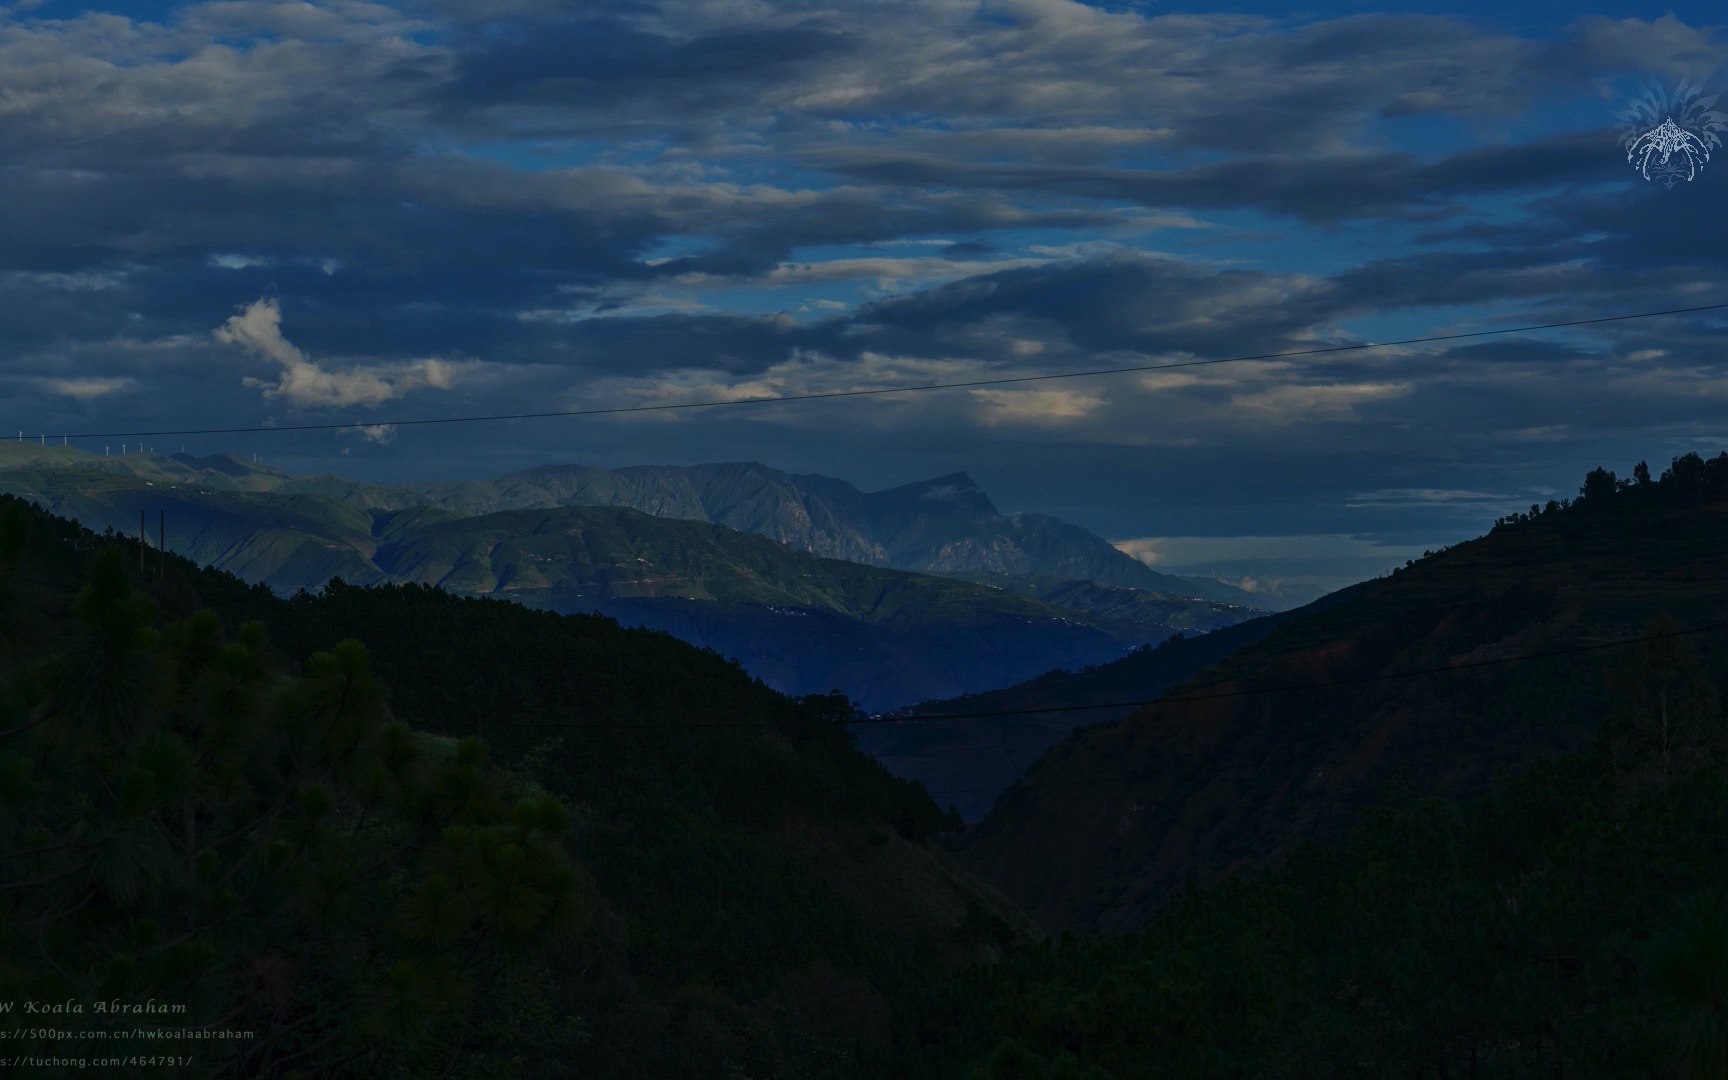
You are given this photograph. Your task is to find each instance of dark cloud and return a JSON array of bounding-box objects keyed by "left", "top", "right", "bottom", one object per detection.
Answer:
[
  {"left": 433, "top": 19, "right": 855, "bottom": 110},
  {"left": 0, "top": 0, "right": 1723, "bottom": 588},
  {"left": 816, "top": 131, "right": 1627, "bottom": 226}
]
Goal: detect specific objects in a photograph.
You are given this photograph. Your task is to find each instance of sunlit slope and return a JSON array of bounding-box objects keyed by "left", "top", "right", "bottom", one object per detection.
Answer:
[
  {"left": 0, "top": 460, "right": 388, "bottom": 591},
  {"left": 959, "top": 457, "right": 1728, "bottom": 936},
  {"left": 361, "top": 502, "right": 1117, "bottom": 625},
  {"left": 0, "top": 455, "right": 1136, "bottom": 631}
]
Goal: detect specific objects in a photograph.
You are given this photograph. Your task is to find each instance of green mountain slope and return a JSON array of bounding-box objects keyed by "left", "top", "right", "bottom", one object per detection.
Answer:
[
  {"left": 883, "top": 621, "right": 1728, "bottom": 1077},
  {"left": 0, "top": 493, "right": 1042, "bottom": 1079},
  {"left": 0, "top": 450, "right": 1266, "bottom": 709},
  {"left": 367, "top": 504, "right": 1171, "bottom": 710},
  {"left": 957, "top": 452, "right": 1728, "bottom": 937},
  {"left": 0, "top": 444, "right": 1263, "bottom": 606},
  {"left": 0, "top": 461, "right": 389, "bottom": 592},
  {"left": 401, "top": 459, "right": 1264, "bottom": 604}
]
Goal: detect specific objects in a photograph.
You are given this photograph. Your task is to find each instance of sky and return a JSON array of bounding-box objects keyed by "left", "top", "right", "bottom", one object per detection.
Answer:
[{"left": 2, "top": 0, "right": 1726, "bottom": 596}]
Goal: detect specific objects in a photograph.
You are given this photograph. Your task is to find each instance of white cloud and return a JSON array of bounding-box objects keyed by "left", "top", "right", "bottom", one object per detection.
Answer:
[
  {"left": 1496, "top": 425, "right": 1572, "bottom": 442},
  {"left": 1111, "top": 533, "right": 1435, "bottom": 596},
  {"left": 665, "top": 254, "right": 1051, "bottom": 290},
  {"left": 1137, "top": 370, "right": 1206, "bottom": 391},
  {"left": 36, "top": 376, "right": 131, "bottom": 399},
  {"left": 208, "top": 254, "right": 274, "bottom": 270},
  {"left": 969, "top": 386, "right": 1105, "bottom": 426},
  {"left": 1343, "top": 488, "right": 1519, "bottom": 507},
  {"left": 6, "top": 270, "right": 124, "bottom": 292},
  {"left": 214, "top": 296, "right": 470, "bottom": 408},
  {"left": 518, "top": 292, "right": 717, "bottom": 322},
  {"left": 574, "top": 348, "right": 989, "bottom": 423},
  {"left": 1112, "top": 536, "right": 1168, "bottom": 565},
  {"left": 1113, "top": 533, "right": 1423, "bottom": 565},
  {"left": 1228, "top": 381, "right": 1409, "bottom": 421}
]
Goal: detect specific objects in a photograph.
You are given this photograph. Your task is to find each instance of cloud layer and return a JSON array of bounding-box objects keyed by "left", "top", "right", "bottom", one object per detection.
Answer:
[{"left": 2, "top": 0, "right": 1726, "bottom": 583}]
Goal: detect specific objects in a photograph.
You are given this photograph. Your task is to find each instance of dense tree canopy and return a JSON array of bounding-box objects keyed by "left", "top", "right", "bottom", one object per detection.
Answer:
[
  {"left": 0, "top": 501, "right": 584, "bottom": 1077},
  {"left": 0, "top": 495, "right": 1009, "bottom": 1079},
  {"left": 4, "top": 449, "right": 1725, "bottom": 1078}
]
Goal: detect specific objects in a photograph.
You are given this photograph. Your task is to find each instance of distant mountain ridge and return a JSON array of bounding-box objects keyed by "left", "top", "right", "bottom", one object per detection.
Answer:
[
  {"left": 0, "top": 445, "right": 1259, "bottom": 605},
  {"left": 405, "top": 460, "right": 1264, "bottom": 606},
  {"left": 0, "top": 444, "right": 1269, "bottom": 709}
]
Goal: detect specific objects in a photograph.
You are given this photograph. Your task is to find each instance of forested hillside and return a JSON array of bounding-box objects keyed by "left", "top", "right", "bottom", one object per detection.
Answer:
[
  {"left": 0, "top": 494, "right": 1039, "bottom": 1079},
  {"left": 873, "top": 451, "right": 1728, "bottom": 1078},
  {"left": 11, "top": 452, "right": 1728, "bottom": 1080},
  {"left": 858, "top": 581, "right": 1371, "bottom": 822}
]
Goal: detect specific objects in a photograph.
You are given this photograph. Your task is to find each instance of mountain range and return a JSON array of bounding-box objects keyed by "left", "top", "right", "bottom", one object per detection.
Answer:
[
  {"left": 8, "top": 450, "right": 1728, "bottom": 1077},
  {"left": 0, "top": 445, "right": 1269, "bottom": 709}
]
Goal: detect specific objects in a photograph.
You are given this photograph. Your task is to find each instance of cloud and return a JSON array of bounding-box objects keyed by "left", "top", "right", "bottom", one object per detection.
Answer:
[
  {"left": 1227, "top": 381, "right": 1411, "bottom": 422},
  {"left": 1110, "top": 533, "right": 1434, "bottom": 595},
  {"left": 35, "top": 376, "right": 132, "bottom": 399},
  {"left": 1343, "top": 488, "right": 1524, "bottom": 507},
  {"left": 214, "top": 296, "right": 470, "bottom": 408},
  {"left": 0, "top": 0, "right": 1722, "bottom": 562},
  {"left": 1112, "top": 537, "right": 1167, "bottom": 565},
  {"left": 348, "top": 423, "right": 399, "bottom": 445},
  {"left": 969, "top": 387, "right": 1105, "bottom": 426}
]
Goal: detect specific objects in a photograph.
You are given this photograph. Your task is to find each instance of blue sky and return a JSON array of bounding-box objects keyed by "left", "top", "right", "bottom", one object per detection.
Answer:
[{"left": 1, "top": 0, "right": 1725, "bottom": 597}]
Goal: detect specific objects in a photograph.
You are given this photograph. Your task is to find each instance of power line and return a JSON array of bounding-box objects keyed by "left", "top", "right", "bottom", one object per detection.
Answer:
[
  {"left": 492, "top": 617, "right": 1728, "bottom": 732},
  {"left": 31, "top": 301, "right": 1728, "bottom": 441}
]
